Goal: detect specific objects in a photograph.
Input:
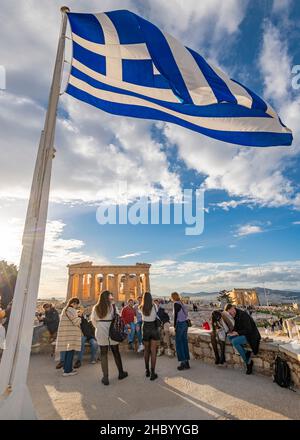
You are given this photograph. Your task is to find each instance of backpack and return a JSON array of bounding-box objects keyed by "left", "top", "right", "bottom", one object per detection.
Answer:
[
  {"left": 273, "top": 356, "right": 291, "bottom": 388},
  {"left": 109, "top": 305, "right": 127, "bottom": 343}
]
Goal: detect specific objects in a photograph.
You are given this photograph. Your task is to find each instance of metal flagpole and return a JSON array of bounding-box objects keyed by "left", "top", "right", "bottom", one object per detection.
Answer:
[{"left": 0, "top": 6, "right": 70, "bottom": 420}]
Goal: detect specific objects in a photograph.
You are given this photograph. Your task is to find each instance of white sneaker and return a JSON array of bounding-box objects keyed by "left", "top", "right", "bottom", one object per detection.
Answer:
[
  {"left": 137, "top": 344, "right": 144, "bottom": 353},
  {"left": 62, "top": 370, "right": 78, "bottom": 377},
  {"left": 90, "top": 360, "right": 97, "bottom": 364},
  {"left": 166, "top": 348, "right": 173, "bottom": 357}
]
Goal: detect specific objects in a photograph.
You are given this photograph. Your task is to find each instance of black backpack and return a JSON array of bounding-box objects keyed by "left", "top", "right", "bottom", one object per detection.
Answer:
[
  {"left": 273, "top": 356, "right": 291, "bottom": 388},
  {"left": 109, "top": 305, "right": 127, "bottom": 343}
]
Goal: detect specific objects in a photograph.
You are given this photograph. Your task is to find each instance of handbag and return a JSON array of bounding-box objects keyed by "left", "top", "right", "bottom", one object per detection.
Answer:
[
  {"left": 109, "top": 304, "right": 127, "bottom": 343},
  {"left": 186, "top": 319, "right": 192, "bottom": 328}
]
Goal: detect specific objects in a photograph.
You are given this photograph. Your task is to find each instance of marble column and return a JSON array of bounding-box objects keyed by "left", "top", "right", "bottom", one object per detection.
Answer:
[
  {"left": 103, "top": 273, "right": 108, "bottom": 291},
  {"left": 66, "top": 273, "right": 73, "bottom": 300},
  {"left": 136, "top": 274, "right": 142, "bottom": 297},
  {"left": 145, "top": 273, "right": 150, "bottom": 292},
  {"left": 112, "top": 274, "right": 119, "bottom": 299},
  {"left": 90, "top": 273, "right": 95, "bottom": 301},
  {"left": 123, "top": 274, "right": 130, "bottom": 300},
  {"left": 77, "top": 274, "right": 84, "bottom": 300},
  {"left": 83, "top": 274, "right": 89, "bottom": 300}
]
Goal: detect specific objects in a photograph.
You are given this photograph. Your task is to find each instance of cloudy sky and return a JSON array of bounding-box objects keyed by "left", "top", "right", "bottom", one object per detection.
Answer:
[{"left": 0, "top": 0, "right": 300, "bottom": 298}]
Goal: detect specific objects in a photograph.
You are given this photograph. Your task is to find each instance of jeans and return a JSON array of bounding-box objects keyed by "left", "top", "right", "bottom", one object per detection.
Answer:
[
  {"left": 228, "top": 335, "right": 249, "bottom": 365},
  {"left": 77, "top": 336, "right": 98, "bottom": 362},
  {"left": 175, "top": 321, "right": 190, "bottom": 362},
  {"left": 64, "top": 350, "right": 75, "bottom": 373},
  {"left": 135, "top": 321, "right": 143, "bottom": 345},
  {"left": 127, "top": 322, "right": 143, "bottom": 345}
]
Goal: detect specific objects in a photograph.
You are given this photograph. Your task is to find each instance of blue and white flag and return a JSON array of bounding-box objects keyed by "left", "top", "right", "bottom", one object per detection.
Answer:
[{"left": 66, "top": 10, "right": 292, "bottom": 147}]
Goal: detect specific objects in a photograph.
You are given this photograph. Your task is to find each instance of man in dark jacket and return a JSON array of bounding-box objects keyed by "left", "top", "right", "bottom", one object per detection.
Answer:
[
  {"left": 224, "top": 303, "right": 261, "bottom": 375},
  {"left": 39, "top": 303, "right": 59, "bottom": 338},
  {"left": 73, "top": 314, "right": 99, "bottom": 368}
]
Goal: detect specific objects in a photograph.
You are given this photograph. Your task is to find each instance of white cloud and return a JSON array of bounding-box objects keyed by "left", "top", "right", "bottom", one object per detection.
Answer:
[
  {"left": 272, "top": 0, "right": 292, "bottom": 14},
  {"left": 293, "top": 221, "right": 300, "bottom": 225},
  {"left": 150, "top": 259, "right": 300, "bottom": 294},
  {"left": 117, "top": 251, "right": 149, "bottom": 259},
  {"left": 163, "top": 18, "right": 300, "bottom": 211},
  {"left": 236, "top": 224, "right": 264, "bottom": 237},
  {"left": 0, "top": 213, "right": 108, "bottom": 298},
  {"left": 212, "top": 199, "right": 252, "bottom": 211},
  {"left": 141, "top": 0, "right": 249, "bottom": 53}
]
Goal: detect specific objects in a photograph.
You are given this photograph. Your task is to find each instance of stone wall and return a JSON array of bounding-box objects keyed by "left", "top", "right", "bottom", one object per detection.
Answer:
[
  {"left": 30, "top": 324, "right": 300, "bottom": 389},
  {"left": 172, "top": 327, "right": 300, "bottom": 388}
]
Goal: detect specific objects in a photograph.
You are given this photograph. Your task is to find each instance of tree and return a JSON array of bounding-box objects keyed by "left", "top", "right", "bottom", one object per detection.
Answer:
[{"left": 0, "top": 260, "right": 18, "bottom": 309}]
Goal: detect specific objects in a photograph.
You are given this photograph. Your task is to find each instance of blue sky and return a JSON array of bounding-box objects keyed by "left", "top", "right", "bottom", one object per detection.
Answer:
[{"left": 0, "top": 0, "right": 300, "bottom": 297}]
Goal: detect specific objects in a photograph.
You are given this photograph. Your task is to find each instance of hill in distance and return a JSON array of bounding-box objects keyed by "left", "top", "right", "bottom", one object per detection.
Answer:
[{"left": 181, "top": 288, "right": 300, "bottom": 305}]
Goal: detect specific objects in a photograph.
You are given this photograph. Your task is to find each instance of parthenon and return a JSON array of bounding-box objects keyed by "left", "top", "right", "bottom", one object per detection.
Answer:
[{"left": 66, "top": 262, "right": 151, "bottom": 303}]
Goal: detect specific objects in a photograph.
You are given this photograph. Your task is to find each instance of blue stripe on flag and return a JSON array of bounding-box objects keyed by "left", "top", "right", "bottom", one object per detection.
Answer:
[
  {"left": 70, "top": 66, "right": 274, "bottom": 118},
  {"left": 187, "top": 48, "right": 237, "bottom": 105},
  {"left": 68, "top": 13, "right": 105, "bottom": 43},
  {"left": 231, "top": 79, "right": 268, "bottom": 112},
  {"left": 105, "top": 10, "right": 144, "bottom": 44},
  {"left": 73, "top": 42, "right": 106, "bottom": 75},
  {"left": 135, "top": 15, "right": 194, "bottom": 104},
  {"left": 66, "top": 82, "right": 293, "bottom": 147},
  {"left": 122, "top": 59, "right": 154, "bottom": 87}
]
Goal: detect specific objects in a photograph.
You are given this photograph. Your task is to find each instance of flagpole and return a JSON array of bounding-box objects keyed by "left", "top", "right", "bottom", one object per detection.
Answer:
[{"left": 0, "top": 6, "right": 70, "bottom": 420}]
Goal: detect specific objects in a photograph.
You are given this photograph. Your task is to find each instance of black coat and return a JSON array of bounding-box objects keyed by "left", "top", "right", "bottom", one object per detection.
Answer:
[
  {"left": 80, "top": 317, "right": 95, "bottom": 340},
  {"left": 234, "top": 308, "right": 261, "bottom": 354},
  {"left": 157, "top": 307, "right": 170, "bottom": 324},
  {"left": 44, "top": 308, "right": 59, "bottom": 335}
]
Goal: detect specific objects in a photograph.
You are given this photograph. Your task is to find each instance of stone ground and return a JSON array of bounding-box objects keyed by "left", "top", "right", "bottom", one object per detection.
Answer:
[{"left": 28, "top": 353, "right": 300, "bottom": 420}]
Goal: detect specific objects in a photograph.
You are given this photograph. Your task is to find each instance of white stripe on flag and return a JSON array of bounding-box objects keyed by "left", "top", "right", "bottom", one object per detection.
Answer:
[
  {"left": 210, "top": 63, "right": 253, "bottom": 108},
  {"left": 95, "top": 13, "right": 122, "bottom": 81},
  {"left": 69, "top": 74, "right": 291, "bottom": 134},
  {"left": 163, "top": 32, "right": 218, "bottom": 105},
  {"left": 72, "top": 33, "right": 151, "bottom": 60},
  {"left": 72, "top": 58, "right": 179, "bottom": 102}
]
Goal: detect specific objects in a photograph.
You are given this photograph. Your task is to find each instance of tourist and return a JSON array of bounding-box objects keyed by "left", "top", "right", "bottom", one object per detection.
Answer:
[
  {"left": 74, "top": 313, "right": 99, "bottom": 368},
  {"left": 140, "top": 291, "right": 160, "bottom": 380},
  {"left": 55, "top": 297, "right": 82, "bottom": 377},
  {"left": 224, "top": 304, "right": 261, "bottom": 375},
  {"left": 91, "top": 290, "right": 128, "bottom": 386},
  {"left": 211, "top": 310, "right": 234, "bottom": 364},
  {"left": 192, "top": 303, "right": 198, "bottom": 312},
  {"left": 38, "top": 303, "right": 60, "bottom": 341},
  {"left": 121, "top": 299, "right": 136, "bottom": 350},
  {"left": 134, "top": 296, "right": 144, "bottom": 353},
  {"left": 171, "top": 292, "right": 190, "bottom": 371},
  {"left": 3, "top": 301, "right": 12, "bottom": 333},
  {"left": 157, "top": 302, "right": 172, "bottom": 357}
]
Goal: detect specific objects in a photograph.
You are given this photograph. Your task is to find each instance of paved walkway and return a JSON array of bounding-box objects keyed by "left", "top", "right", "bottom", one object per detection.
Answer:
[{"left": 28, "top": 353, "right": 300, "bottom": 420}]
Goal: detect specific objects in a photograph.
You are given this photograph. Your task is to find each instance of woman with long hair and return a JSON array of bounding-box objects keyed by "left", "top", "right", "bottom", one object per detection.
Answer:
[
  {"left": 91, "top": 290, "right": 128, "bottom": 385},
  {"left": 171, "top": 292, "right": 190, "bottom": 371},
  {"left": 140, "top": 291, "right": 160, "bottom": 380},
  {"left": 56, "top": 297, "right": 82, "bottom": 377}
]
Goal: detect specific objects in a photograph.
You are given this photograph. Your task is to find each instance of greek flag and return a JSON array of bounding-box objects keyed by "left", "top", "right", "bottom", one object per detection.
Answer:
[{"left": 66, "top": 10, "right": 293, "bottom": 147}]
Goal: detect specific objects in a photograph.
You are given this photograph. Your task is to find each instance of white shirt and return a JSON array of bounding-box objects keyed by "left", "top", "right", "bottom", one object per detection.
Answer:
[{"left": 141, "top": 304, "right": 157, "bottom": 322}]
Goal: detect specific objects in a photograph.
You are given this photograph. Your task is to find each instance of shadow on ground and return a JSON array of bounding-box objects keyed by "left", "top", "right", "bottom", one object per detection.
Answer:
[{"left": 28, "top": 352, "right": 300, "bottom": 420}]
